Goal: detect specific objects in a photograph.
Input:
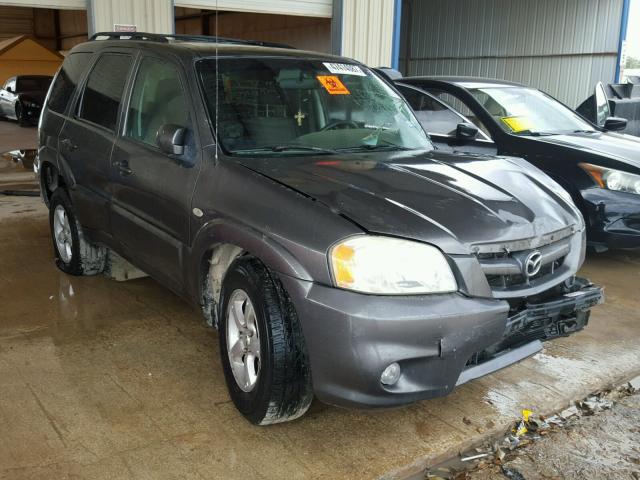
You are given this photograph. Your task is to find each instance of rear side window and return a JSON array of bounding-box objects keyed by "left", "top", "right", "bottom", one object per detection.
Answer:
[
  {"left": 48, "top": 52, "right": 91, "bottom": 113},
  {"left": 126, "top": 57, "right": 190, "bottom": 146},
  {"left": 79, "top": 53, "right": 133, "bottom": 131}
]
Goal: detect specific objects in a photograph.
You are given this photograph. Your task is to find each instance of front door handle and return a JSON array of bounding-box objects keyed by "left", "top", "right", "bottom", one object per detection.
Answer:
[
  {"left": 60, "top": 138, "right": 78, "bottom": 151},
  {"left": 114, "top": 160, "right": 133, "bottom": 176}
]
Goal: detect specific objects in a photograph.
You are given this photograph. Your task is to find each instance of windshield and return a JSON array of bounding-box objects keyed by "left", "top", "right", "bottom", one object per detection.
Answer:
[
  {"left": 16, "top": 77, "right": 51, "bottom": 93},
  {"left": 197, "top": 58, "right": 432, "bottom": 155},
  {"left": 468, "top": 86, "right": 595, "bottom": 135}
]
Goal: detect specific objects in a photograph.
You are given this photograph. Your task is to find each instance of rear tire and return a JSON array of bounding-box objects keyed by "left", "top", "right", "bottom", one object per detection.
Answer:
[
  {"left": 219, "top": 256, "right": 313, "bottom": 425},
  {"left": 49, "top": 188, "right": 106, "bottom": 276},
  {"left": 16, "top": 102, "right": 29, "bottom": 127}
]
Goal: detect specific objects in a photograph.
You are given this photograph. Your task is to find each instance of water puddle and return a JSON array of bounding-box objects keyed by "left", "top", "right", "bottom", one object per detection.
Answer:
[{"left": 0, "top": 149, "right": 39, "bottom": 196}]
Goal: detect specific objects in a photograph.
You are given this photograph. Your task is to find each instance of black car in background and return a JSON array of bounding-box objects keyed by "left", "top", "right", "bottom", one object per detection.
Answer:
[
  {"left": 395, "top": 76, "right": 640, "bottom": 251},
  {"left": 0, "top": 75, "right": 52, "bottom": 126}
]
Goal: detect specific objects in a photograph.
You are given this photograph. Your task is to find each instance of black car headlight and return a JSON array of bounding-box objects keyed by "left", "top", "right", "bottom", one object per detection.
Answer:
[{"left": 579, "top": 163, "right": 640, "bottom": 195}]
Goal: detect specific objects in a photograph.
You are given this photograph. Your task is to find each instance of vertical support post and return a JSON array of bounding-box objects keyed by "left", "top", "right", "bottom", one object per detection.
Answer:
[
  {"left": 331, "top": 0, "right": 343, "bottom": 56},
  {"left": 616, "top": 0, "right": 631, "bottom": 82},
  {"left": 86, "top": 0, "right": 96, "bottom": 37},
  {"left": 391, "top": 0, "right": 402, "bottom": 70},
  {"left": 53, "top": 9, "right": 61, "bottom": 51}
]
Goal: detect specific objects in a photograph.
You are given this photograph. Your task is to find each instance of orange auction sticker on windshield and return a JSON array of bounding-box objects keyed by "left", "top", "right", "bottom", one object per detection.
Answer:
[{"left": 317, "top": 75, "right": 350, "bottom": 95}]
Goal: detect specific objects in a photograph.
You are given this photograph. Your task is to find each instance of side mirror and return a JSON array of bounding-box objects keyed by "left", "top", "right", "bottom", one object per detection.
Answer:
[
  {"left": 603, "top": 117, "right": 627, "bottom": 132},
  {"left": 5, "top": 86, "right": 12, "bottom": 93},
  {"left": 156, "top": 124, "right": 186, "bottom": 155},
  {"left": 456, "top": 122, "right": 479, "bottom": 140}
]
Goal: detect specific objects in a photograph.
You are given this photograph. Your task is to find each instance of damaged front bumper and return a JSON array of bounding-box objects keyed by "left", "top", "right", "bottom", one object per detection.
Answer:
[
  {"left": 281, "top": 274, "right": 603, "bottom": 409},
  {"left": 458, "top": 278, "right": 603, "bottom": 386}
]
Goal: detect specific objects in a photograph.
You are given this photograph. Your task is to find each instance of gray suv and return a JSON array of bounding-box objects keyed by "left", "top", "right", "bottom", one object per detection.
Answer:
[{"left": 37, "top": 33, "right": 602, "bottom": 425}]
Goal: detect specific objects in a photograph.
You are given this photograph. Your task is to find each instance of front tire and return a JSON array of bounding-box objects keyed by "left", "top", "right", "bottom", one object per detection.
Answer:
[
  {"left": 219, "top": 257, "right": 313, "bottom": 425},
  {"left": 49, "top": 188, "right": 106, "bottom": 275}
]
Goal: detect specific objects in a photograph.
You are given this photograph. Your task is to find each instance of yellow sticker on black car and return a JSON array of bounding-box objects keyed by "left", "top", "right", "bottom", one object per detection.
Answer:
[
  {"left": 501, "top": 115, "right": 533, "bottom": 133},
  {"left": 317, "top": 75, "right": 350, "bottom": 95}
]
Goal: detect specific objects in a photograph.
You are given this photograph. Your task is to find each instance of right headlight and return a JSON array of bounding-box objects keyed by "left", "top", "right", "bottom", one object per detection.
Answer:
[
  {"left": 329, "top": 235, "right": 457, "bottom": 295},
  {"left": 579, "top": 163, "right": 640, "bottom": 195}
]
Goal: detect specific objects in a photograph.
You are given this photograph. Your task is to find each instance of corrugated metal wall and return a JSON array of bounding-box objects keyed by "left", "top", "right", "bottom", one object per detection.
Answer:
[
  {"left": 342, "top": 0, "right": 395, "bottom": 67},
  {"left": 175, "top": 0, "right": 332, "bottom": 18},
  {"left": 89, "top": 0, "right": 173, "bottom": 35},
  {"left": 401, "top": 0, "right": 624, "bottom": 107}
]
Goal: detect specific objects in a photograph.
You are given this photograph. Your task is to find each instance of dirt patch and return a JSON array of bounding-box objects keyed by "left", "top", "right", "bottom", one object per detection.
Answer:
[{"left": 423, "top": 381, "right": 640, "bottom": 480}]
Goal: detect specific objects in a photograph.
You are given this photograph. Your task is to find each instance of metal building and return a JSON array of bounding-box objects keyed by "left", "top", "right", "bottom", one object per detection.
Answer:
[
  {"left": 0, "top": 0, "right": 399, "bottom": 68},
  {"left": 399, "top": 0, "right": 629, "bottom": 107}
]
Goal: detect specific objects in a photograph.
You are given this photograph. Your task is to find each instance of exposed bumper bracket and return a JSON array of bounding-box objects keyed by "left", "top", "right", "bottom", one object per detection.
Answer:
[{"left": 456, "top": 340, "right": 543, "bottom": 386}]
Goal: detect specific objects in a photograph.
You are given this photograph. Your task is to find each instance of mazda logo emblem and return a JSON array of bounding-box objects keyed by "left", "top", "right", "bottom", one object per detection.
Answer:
[{"left": 524, "top": 251, "right": 542, "bottom": 277}]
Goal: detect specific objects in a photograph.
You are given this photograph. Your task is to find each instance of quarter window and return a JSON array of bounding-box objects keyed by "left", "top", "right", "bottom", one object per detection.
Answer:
[
  {"left": 126, "top": 57, "right": 190, "bottom": 147},
  {"left": 48, "top": 53, "right": 91, "bottom": 113},
  {"left": 79, "top": 53, "right": 132, "bottom": 131}
]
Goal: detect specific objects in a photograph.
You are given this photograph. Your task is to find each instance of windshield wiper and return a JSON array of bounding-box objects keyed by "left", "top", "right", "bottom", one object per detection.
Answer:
[
  {"left": 513, "top": 130, "right": 557, "bottom": 137},
  {"left": 233, "top": 145, "right": 336, "bottom": 155},
  {"left": 572, "top": 129, "right": 598, "bottom": 134},
  {"left": 339, "top": 139, "right": 413, "bottom": 152},
  {"left": 270, "top": 144, "right": 337, "bottom": 154}
]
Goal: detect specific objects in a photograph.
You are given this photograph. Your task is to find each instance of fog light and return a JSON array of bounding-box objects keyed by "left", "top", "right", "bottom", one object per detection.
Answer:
[{"left": 380, "top": 362, "right": 401, "bottom": 386}]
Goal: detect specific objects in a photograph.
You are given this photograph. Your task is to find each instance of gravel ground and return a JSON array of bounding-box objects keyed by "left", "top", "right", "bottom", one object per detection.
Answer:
[{"left": 463, "top": 390, "right": 640, "bottom": 480}]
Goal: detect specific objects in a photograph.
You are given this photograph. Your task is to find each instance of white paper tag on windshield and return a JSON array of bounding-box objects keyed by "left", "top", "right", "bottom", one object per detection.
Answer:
[{"left": 323, "top": 62, "right": 366, "bottom": 76}]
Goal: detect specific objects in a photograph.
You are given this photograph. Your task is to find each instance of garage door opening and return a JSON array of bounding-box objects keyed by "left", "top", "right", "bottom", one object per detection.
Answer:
[
  {"left": 0, "top": 5, "right": 87, "bottom": 55},
  {"left": 174, "top": 7, "right": 331, "bottom": 53}
]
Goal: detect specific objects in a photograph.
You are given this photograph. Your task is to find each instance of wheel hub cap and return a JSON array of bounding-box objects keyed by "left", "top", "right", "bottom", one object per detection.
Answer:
[
  {"left": 226, "top": 289, "right": 261, "bottom": 392},
  {"left": 53, "top": 205, "right": 73, "bottom": 263}
]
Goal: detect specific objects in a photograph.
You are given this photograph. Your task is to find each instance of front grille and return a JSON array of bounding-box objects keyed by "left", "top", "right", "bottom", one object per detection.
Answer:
[{"left": 476, "top": 236, "right": 571, "bottom": 292}]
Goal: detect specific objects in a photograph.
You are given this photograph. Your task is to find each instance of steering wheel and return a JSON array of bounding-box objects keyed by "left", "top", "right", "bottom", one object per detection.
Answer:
[{"left": 320, "top": 120, "right": 359, "bottom": 132}]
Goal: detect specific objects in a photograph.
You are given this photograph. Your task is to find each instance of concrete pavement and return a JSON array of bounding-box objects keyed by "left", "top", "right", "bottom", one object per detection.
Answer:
[{"left": 0, "top": 122, "right": 639, "bottom": 479}]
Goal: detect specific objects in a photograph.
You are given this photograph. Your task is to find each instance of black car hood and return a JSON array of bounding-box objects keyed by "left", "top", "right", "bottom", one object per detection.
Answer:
[
  {"left": 237, "top": 150, "right": 581, "bottom": 254},
  {"left": 534, "top": 131, "right": 640, "bottom": 169},
  {"left": 18, "top": 91, "right": 46, "bottom": 105}
]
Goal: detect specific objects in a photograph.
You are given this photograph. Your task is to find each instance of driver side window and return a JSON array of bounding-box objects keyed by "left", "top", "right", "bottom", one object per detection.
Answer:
[
  {"left": 398, "top": 84, "right": 467, "bottom": 136},
  {"left": 424, "top": 89, "right": 492, "bottom": 139},
  {"left": 126, "top": 57, "right": 190, "bottom": 148}
]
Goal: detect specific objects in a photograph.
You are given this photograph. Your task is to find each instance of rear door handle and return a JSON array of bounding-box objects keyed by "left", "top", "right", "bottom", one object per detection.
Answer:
[
  {"left": 60, "top": 138, "right": 78, "bottom": 151},
  {"left": 114, "top": 160, "right": 133, "bottom": 176}
]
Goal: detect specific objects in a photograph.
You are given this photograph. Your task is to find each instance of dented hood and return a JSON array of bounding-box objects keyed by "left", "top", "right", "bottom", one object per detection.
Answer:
[{"left": 236, "top": 150, "right": 581, "bottom": 254}]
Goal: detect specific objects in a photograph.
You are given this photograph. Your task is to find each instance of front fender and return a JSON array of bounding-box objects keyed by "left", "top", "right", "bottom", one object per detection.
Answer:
[{"left": 186, "top": 217, "right": 314, "bottom": 305}]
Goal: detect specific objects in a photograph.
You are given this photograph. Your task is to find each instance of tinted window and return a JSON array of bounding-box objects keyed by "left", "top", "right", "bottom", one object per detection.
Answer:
[
  {"left": 16, "top": 77, "right": 52, "bottom": 93},
  {"left": 48, "top": 53, "right": 91, "bottom": 113},
  {"left": 398, "top": 85, "right": 465, "bottom": 136},
  {"left": 79, "top": 53, "right": 132, "bottom": 131},
  {"left": 126, "top": 57, "right": 189, "bottom": 146}
]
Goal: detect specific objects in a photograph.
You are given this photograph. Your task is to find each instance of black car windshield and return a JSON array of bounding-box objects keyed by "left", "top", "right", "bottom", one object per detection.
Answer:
[
  {"left": 198, "top": 58, "right": 432, "bottom": 155},
  {"left": 16, "top": 77, "right": 51, "bottom": 92},
  {"left": 468, "top": 86, "right": 596, "bottom": 135}
]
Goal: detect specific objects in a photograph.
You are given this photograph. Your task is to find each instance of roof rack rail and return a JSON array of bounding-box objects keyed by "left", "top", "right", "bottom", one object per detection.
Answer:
[{"left": 89, "top": 32, "right": 293, "bottom": 49}]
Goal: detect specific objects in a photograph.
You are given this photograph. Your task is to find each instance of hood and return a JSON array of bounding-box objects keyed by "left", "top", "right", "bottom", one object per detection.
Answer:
[
  {"left": 534, "top": 131, "right": 640, "bottom": 170},
  {"left": 18, "top": 91, "right": 46, "bottom": 106},
  {"left": 236, "top": 150, "right": 581, "bottom": 254}
]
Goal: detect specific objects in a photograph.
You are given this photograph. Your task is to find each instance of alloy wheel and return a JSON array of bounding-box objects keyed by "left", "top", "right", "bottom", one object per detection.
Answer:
[{"left": 226, "top": 289, "right": 261, "bottom": 392}]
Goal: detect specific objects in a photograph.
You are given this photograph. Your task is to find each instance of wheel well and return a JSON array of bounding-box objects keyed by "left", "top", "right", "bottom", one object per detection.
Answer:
[
  {"left": 41, "top": 162, "right": 66, "bottom": 206},
  {"left": 201, "top": 243, "right": 244, "bottom": 327}
]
